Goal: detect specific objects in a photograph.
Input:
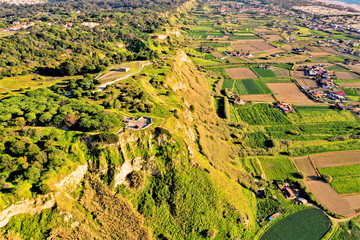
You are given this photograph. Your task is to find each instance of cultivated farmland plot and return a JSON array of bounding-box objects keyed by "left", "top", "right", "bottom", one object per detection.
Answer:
[
  {"left": 288, "top": 107, "right": 357, "bottom": 124},
  {"left": 318, "top": 164, "right": 360, "bottom": 194},
  {"left": 235, "top": 103, "right": 291, "bottom": 125},
  {"left": 251, "top": 68, "right": 276, "bottom": 78},
  {"left": 258, "top": 156, "right": 298, "bottom": 180},
  {"left": 261, "top": 209, "right": 331, "bottom": 240},
  {"left": 267, "top": 83, "right": 315, "bottom": 105},
  {"left": 226, "top": 68, "right": 258, "bottom": 79},
  {"left": 336, "top": 71, "right": 360, "bottom": 80},
  {"left": 273, "top": 69, "right": 289, "bottom": 78},
  {"left": 234, "top": 79, "right": 272, "bottom": 95},
  {"left": 311, "top": 151, "right": 360, "bottom": 168}
]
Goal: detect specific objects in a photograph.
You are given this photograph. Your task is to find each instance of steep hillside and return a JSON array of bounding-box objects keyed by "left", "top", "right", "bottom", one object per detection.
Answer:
[{"left": 0, "top": 50, "right": 258, "bottom": 239}]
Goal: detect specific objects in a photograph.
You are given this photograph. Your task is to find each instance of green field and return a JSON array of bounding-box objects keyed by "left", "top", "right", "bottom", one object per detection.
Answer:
[
  {"left": 239, "top": 157, "right": 262, "bottom": 176},
  {"left": 222, "top": 79, "right": 234, "bottom": 90},
  {"left": 261, "top": 208, "right": 331, "bottom": 240},
  {"left": 235, "top": 104, "right": 291, "bottom": 125},
  {"left": 288, "top": 107, "right": 357, "bottom": 124},
  {"left": 327, "top": 65, "right": 348, "bottom": 71},
  {"left": 318, "top": 164, "right": 360, "bottom": 194},
  {"left": 259, "top": 157, "right": 298, "bottom": 180},
  {"left": 234, "top": 79, "right": 272, "bottom": 95},
  {"left": 229, "top": 34, "right": 259, "bottom": 40},
  {"left": 251, "top": 68, "right": 276, "bottom": 78},
  {"left": 320, "top": 55, "right": 347, "bottom": 62}
]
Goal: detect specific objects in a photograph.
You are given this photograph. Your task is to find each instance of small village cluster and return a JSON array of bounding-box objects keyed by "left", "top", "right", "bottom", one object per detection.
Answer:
[{"left": 299, "top": 65, "right": 349, "bottom": 104}]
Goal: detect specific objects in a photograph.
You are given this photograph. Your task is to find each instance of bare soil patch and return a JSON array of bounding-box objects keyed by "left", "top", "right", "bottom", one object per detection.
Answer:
[
  {"left": 337, "top": 82, "right": 360, "bottom": 87},
  {"left": 343, "top": 195, "right": 360, "bottom": 210},
  {"left": 292, "top": 156, "right": 357, "bottom": 217},
  {"left": 211, "top": 52, "right": 224, "bottom": 58},
  {"left": 311, "top": 151, "right": 360, "bottom": 168},
  {"left": 309, "top": 52, "right": 332, "bottom": 57},
  {"left": 226, "top": 68, "right": 258, "bottom": 79},
  {"left": 233, "top": 40, "right": 276, "bottom": 53},
  {"left": 336, "top": 71, "right": 360, "bottom": 80},
  {"left": 307, "top": 180, "right": 356, "bottom": 217},
  {"left": 255, "top": 54, "right": 310, "bottom": 64},
  {"left": 292, "top": 156, "right": 318, "bottom": 177},
  {"left": 240, "top": 94, "right": 275, "bottom": 102},
  {"left": 267, "top": 83, "right": 314, "bottom": 104},
  {"left": 263, "top": 35, "right": 283, "bottom": 42}
]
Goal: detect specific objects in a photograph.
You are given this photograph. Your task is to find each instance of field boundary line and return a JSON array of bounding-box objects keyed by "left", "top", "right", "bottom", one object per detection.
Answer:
[
  {"left": 308, "top": 156, "right": 321, "bottom": 177},
  {"left": 256, "top": 158, "right": 267, "bottom": 181},
  {"left": 290, "top": 158, "right": 301, "bottom": 174},
  {"left": 340, "top": 192, "right": 360, "bottom": 197}
]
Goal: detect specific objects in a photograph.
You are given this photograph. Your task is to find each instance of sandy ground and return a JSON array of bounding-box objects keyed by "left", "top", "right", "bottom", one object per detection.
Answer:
[
  {"left": 311, "top": 151, "right": 360, "bottom": 168},
  {"left": 240, "top": 94, "right": 275, "bottom": 102},
  {"left": 263, "top": 35, "right": 283, "bottom": 42},
  {"left": 343, "top": 195, "right": 360, "bottom": 210},
  {"left": 267, "top": 83, "right": 314, "bottom": 104},
  {"left": 226, "top": 68, "right": 258, "bottom": 79}
]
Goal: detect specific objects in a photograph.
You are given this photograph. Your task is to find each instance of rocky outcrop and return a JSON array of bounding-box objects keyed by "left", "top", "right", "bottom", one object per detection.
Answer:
[
  {"left": 55, "top": 164, "right": 88, "bottom": 192},
  {"left": 0, "top": 195, "right": 55, "bottom": 228}
]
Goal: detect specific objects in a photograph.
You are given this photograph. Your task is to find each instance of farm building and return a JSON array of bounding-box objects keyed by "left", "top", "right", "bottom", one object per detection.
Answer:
[
  {"left": 118, "top": 67, "right": 130, "bottom": 72},
  {"left": 268, "top": 212, "right": 281, "bottom": 221},
  {"left": 297, "top": 198, "right": 308, "bottom": 205}
]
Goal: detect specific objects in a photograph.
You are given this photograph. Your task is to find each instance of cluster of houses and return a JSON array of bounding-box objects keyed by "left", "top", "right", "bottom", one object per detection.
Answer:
[
  {"left": 226, "top": 89, "right": 247, "bottom": 106},
  {"left": 279, "top": 183, "right": 308, "bottom": 205},
  {"left": 273, "top": 102, "right": 295, "bottom": 113},
  {"left": 257, "top": 65, "right": 273, "bottom": 69},
  {"left": 345, "top": 60, "right": 360, "bottom": 65},
  {"left": 303, "top": 87, "right": 348, "bottom": 104},
  {"left": 304, "top": 65, "right": 337, "bottom": 88},
  {"left": 200, "top": 46, "right": 214, "bottom": 53},
  {"left": 298, "top": 65, "right": 350, "bottom": 104},
  {"left": 224, "top": 50, "right": 253, "bottom": 58},
  {"left": 0, "top": 21, "right": 35, "bottom": 32}
]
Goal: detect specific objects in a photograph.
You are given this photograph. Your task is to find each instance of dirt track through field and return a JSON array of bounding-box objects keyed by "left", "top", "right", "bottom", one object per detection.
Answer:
[
  {"left": 292, "top": 156, "right": 357, "bottom": 217},
  {"left": 311, "top": 151, "right": 360, "bottom": 168}
]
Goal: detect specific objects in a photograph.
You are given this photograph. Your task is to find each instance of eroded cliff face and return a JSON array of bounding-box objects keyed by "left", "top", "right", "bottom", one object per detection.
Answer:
[{"left": 0, "top": 50, "right": 256, "bottom": 239}]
